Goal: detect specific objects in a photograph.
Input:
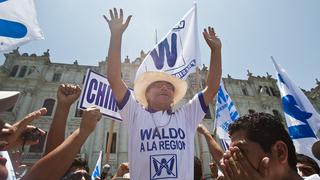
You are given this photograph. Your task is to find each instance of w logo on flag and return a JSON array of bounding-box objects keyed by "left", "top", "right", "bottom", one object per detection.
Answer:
[
  {"left": 135, "top": 4, "right": 200, "bottom": 81},
  {"left": 0, "top": 0, "right": 44, "bottom": 52}
]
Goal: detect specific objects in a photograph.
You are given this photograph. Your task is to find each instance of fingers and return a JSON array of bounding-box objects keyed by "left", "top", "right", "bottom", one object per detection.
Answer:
[
  {"left": 103, "top": 15, "right": 110, "bottom": 23},
  {"left": 18, "top": 108, "right": 47, "bottom": 128},
  {"left": 109, "top": 9, "right": 114, "bottom": 20},
  {"left": 120, "top": 9, "right": 123, "bottom": 20},
  {"left": 124, "top": 15, "right": 132, "bottom": 29},
  {"left": 113, "top": 8, "right": 118, "bottom": 19}
]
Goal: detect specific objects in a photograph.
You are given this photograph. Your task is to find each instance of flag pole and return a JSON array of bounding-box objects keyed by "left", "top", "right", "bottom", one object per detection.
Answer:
[{"left": 105, "top": 120, "right": 115, "bottom": 164}]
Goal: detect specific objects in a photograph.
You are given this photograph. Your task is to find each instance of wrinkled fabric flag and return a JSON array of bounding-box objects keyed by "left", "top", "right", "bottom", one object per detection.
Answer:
[
  {"left": 215, "top": 79, "right": 239, "bottom": 151},
  {"left": 272, "top": 57, "right": 320, "bottom": 163},
  {"left": 0, "top": 0, "right": 44, "bottom": 52},
  {"left": 135, "top": 3, "right": 200, "bottom": 80},
  {"left": 91, "top": 151, "right": 102, "bottom": 180}
]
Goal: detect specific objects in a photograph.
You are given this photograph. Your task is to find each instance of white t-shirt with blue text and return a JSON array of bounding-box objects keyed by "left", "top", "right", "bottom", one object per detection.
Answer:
[{"left": 117, "top": 90, "right": 208, "bottom": 180}]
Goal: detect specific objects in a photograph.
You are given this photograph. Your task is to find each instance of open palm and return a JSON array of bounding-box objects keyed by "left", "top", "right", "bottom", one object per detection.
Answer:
[{"left": 103, "top": 8, "right": 132, "bottom": 35}]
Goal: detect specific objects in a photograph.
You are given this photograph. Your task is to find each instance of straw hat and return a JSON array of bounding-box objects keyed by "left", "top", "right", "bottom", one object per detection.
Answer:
[
  {"left": 312, "top": 140, "right": 320, "bottom": 160},
  {"left": 0, "top": 91, "right": 20, "bottom": 112},
  {"left": 134, "top": 72, "right": 187, "bottom": 108}
]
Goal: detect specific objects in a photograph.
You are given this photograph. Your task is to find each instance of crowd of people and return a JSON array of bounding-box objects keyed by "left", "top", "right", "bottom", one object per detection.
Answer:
[{"left": 0, "top": 7, "right": 319, "bottom": 180}]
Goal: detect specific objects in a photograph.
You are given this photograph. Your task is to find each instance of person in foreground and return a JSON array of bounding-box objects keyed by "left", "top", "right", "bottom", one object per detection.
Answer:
[
  {"left": 104, "top": 8, "right": 222, "bottom": 180},
  {"left": 220, "top": 112, "right": 311, "bottom": 180}
]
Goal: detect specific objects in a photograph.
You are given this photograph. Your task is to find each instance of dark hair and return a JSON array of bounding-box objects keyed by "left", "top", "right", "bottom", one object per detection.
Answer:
[
  {"left": 65, "top": 157, "right": 89, "bottom": 175},
  {"left": 228, "top": 112, "right": 297, "bottom": 171},
  {"left": 297, "top": 153, "right": 320, "bottom": 175},
  {"left": 194, "top": 156, "right": 202, "bottom": 180}
]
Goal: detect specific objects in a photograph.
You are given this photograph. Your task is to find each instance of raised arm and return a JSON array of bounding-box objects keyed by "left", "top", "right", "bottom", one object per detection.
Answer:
[
  {"left": 44, "top": 84, "right": 81, "bottom": 156},
  {"left": 103, "top": 8, "right": 132, "bottom": 103},
  {"left": 197, "top": 124, "right": 224, "bottom": 163},
  {"left": 202, "top": 27, "right": 222, "bottom": 106},
  {"left": 24, "top": 107, "right": 102, "bottom": 180}
]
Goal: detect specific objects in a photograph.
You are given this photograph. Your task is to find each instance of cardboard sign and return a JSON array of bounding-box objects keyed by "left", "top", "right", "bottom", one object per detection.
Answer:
[{"left": 79, "top": 69, "right": 122, "bottom": 121}]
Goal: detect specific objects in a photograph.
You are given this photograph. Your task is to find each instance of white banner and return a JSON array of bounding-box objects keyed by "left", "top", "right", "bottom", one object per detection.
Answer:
[
  {"left": 215, "top": 80, "right": 239, "bottom": 150},
  {"left": 272, "top": 58, "right": 320, "bottom": 162},
  {"left": 0, "top": 0, "right": 44, "bottom": 52},
  {"left": 135, "top": 3, "right": 200, "bottom": 80},
  {"left": 79, "top": 69, "right": 122, "bottom": 121}
]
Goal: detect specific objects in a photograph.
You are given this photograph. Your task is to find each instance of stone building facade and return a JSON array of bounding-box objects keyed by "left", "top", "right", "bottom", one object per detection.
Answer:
[{"left": 0, "top": 49, "right": 319, "bottom": 178}]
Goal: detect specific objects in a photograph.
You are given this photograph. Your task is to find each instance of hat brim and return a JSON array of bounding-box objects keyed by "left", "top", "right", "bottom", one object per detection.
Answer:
[
  {"left": 134, "top": 72, "right": 187, "bottom": 108},
  {"left": 0, "top": 91, "right": 20, "bottom": 112}
]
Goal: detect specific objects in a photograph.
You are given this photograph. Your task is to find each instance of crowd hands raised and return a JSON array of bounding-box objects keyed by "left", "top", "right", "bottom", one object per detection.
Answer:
[
  {"left": 0, "top": 7, "right": 320, "bottom": 180},
  {"left": 0, "top": 84, "right": 102, "bottom": 180}
]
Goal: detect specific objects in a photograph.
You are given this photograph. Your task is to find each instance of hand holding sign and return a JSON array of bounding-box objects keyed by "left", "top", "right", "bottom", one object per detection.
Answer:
[{"left": 80, "top": 107, "right": 102, "bottom": 135}]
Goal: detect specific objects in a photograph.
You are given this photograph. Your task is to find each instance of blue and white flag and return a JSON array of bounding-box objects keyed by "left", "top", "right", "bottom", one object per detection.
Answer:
[
  {"left": 0, "top": 0, "right": 44, "bottom": 52},
  {"left": 272, "top": 58, "right": 320, "bottom": 162},
  {"left": 135, "top": 3, "right": 200, "bottom": 80},
  {"left": 215, "top": 79, "right": 239, "bottom": 151},
  {"left": 91, "top": 151, "right": 102, "bottom": 180}
]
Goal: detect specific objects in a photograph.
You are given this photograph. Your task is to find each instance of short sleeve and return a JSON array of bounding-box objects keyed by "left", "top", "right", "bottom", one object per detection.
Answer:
[{"left": 182, "top": 92, "right": 209, "bottom": 130}]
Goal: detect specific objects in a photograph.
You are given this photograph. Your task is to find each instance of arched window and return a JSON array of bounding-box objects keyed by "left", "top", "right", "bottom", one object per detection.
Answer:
[
  {"left": 241, "top": 87, "right": 248, "bottom": 96},
  {"left": 9, "top": 65, "right": 19, "bottom": 77},
  {"left": 42, "top": 99, "right": 55, "bottom": 116},
  {"left": 18, "top": 66, "right": 27, "bottom": 77}
]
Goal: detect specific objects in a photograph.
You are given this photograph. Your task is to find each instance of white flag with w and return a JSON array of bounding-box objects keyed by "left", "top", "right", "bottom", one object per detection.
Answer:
[
  {"left": 135, "top": 3, "right": 200, "bottom": 80},
  {"left": 272, "top": 57, "right": 320, "bottom": 162},
  {"left": 0, "top": 0, "right": 44, "bottom": 52},
  {"left": 215, "top": 79, "right": 239, "bottom": 151}
]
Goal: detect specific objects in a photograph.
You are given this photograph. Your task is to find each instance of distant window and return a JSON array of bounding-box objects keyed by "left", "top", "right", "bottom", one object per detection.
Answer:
[
  {"left": 106, "top": 132, "right": 117, "bottom": 153},
  {"left": 18, "top": 66, "right": 27, "bottom": 77},
  {"left": 29, "top": 134, "right": 47, "bottom": 153},
  {"left": 52, "top": 73, "right": 62, "bottom": 82},
  {"left": 265, "top": 86, "right": 271, "bottom": 96},
  {"left": 248, "top": 109, "right": 255, "bottom": 114},
  {"left": 82, "top": 75, "right": 86, "bottom": 84},
  {"left": 242, "top": 87, "right": 248, "bottom": 96},
  {"left": 269, "top": 87, "right": 276, "bottom": 96},
  {"left": 10, "top": 65, "right": 19, "bottom": 77},
  {"left": 42, "top": 99, "right": 55, "bottom": 116},
  {"left": 75, "top": 102, "right": 83, "bottom": 117}
]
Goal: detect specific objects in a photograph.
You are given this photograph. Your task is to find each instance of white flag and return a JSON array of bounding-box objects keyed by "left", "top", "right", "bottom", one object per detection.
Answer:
[
  {"left": 135, "top": 3, "right": 200, "bottom": 80},
  {"left": 215, "top": 80, "right": 239, "bottom": 151},
  {"left": 0, "top": 0, "right": 44, "bottom": 52},
  {"left": 91, "top": 151, "right": 102, "bottom": 180},
  {"left": 272, "top": 57, "right": 320, "bottom": 162}
]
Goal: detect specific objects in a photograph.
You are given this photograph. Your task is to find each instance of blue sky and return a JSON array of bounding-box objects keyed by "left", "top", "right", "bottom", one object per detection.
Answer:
[{"left": 1, "top": 0, "right": 319, "bottom": 90}]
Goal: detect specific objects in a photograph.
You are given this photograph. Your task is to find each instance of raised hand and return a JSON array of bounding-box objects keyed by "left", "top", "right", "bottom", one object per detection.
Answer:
[
  {"left": 80, "top": 107, "right": 102, "bottom": 135},
  {"left": 197, "top": 123, "right": 210, "bottom": 135},
  {"left": 203, "top": 26, "right": 222, "bottom": 51},
  {"left": 103, "top": 8, "right": 132, "bottom": 36},
  {"left": 57, "top": 84, "right": 81, "bottom": 107},
  {"left": 0, "top": 108, "right": 47, "bottom": 150}
]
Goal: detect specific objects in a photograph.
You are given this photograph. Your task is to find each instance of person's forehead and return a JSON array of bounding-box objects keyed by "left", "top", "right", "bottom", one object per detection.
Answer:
[
  {"left": 151, "top": 81, "right": 172, "bottom": 86},
  {"left": 230, "top": 130, "right": 250, "bottom": 147}
]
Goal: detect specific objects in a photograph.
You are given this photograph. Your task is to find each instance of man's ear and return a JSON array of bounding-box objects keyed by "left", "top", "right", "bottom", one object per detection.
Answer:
[{"left": 271, "top": 140, "right": 288, "bottom": 165}]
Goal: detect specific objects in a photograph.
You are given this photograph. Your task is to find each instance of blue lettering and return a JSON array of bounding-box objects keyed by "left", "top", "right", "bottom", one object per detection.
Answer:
[
  {"left": 140, "top": 142, "right": 145, "bottom": 152},
  {"left": 140, "top": 128, "right": 152, "bottom": 141},
  {"left": 169, "top": 128, "right": 178, "bottom": 138},
  {"left": 152, "top": 129, "right": 162, "bottom": 140},
  {"left": 87, "top": 79, "right": 98, "bottom": 103},
  {"left": 161, "top": 128, "right": 169, "bottom": 139},
  {"left": 178, "top": 128, "right": 185, "bottom": 139},
  {"left": 151, "top": 33, "right": 177, "bottom": 70},
  {"left": 95, "top": 82, "right": 107, "bottom": 106},
  {"left": 104, "top": 87, "right": 111, "bottom": 108}
]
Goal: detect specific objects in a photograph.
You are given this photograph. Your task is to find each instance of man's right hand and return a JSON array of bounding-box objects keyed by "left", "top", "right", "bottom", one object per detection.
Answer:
[
  {"left": 57, "top": 84, "right": 81, "bottom": 107},
  {"left": 103, "top": 8, "right": 132, "bottom": 36},
  {"left": 80, "top": 107, "right": 102, "bottom": 135}
]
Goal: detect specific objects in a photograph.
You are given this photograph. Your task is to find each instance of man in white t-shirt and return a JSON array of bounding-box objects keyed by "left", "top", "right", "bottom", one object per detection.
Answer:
[{"left": 103, "top": 8, "right": 221, "bottom": 180}]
